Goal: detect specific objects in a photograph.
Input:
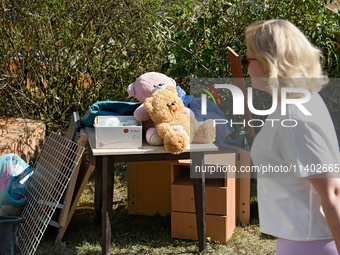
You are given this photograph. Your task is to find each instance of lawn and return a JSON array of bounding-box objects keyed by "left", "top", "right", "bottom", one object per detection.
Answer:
[{"left": 35, "top": 169, "right": 277, "bottom": 255}]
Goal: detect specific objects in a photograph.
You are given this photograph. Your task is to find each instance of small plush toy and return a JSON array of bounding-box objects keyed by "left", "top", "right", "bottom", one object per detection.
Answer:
[
  {"left": 127, "top": 72, "right": 192, "bottom": 146},
  {"left": 144, "top": 86, "right": 216, "bottom": 155}
]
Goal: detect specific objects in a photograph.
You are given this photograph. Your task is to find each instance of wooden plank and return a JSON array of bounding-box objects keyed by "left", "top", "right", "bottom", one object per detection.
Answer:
[
  {"left": 66, "top": 112, "right": 81, "bottom": 142},
  {"left": 55, "top": 130, "right": 96, "bottom": 242},
  {"left": 171, "top": 212, "right": 231, "bottom": 243},
  {"left": 227, "top": 46, "right": 255, "bottom": 144},
  {"left": 227, "top": 47, "right": 254, "bottom": 225},
  {"left": 227, "top": 155, "right": 236, "bottom": 235},
  {"left": 171, "top": 185, "right": 228, "bottom": 215},
  {"left": 234, "top": 146, "right": 251, "bottom": 224},
  {"left": 135, "top": 161, "right": 171, "bottom": 216},
  {"left": 56, "top": 113, "right": 81, "bottom": 228},
  {"left": 127, "top": 162, "right": 138, "bottom": 214},
  {"left": 58, "top": 159, "right": 81, "bottom": 227}
]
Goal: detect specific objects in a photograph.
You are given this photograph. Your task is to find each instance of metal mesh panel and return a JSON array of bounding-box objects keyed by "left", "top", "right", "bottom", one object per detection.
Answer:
[{"left": 18, "top": 132, "right": 85, "bottom": 255}]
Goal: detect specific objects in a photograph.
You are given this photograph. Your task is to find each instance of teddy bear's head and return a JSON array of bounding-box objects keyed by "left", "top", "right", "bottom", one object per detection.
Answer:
[
  {"left": 144, "top": 86, "right": 184, "bottom": 124},
  {"left": 127, "top": 72, "right": 176, "bottom": 103}
]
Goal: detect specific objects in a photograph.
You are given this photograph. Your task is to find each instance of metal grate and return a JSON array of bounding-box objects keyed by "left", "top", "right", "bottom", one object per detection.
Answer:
[{"left": 18, "top": 132, "right": 85, "bottom": 255}]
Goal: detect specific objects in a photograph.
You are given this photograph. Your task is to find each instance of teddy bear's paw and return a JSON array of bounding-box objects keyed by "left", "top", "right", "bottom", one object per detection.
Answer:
[
  {"left": 164, "top": 132, "right": 189, "bottom": 155},
  {"left": 151, "top": 135, "right": 163, "bottom": 146},
  {"left": 193, "top": 119, "right": 216, "bottom": 144}
]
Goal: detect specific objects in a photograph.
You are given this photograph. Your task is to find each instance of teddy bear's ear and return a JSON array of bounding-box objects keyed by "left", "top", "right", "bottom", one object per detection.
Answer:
[
  {"left": 144, "top": 97, "right": 153, "bottom": 113},
  {"left": 127, "top": 83, "right": 136, "bottom": 97},
  {"left": 165, "top": 86, "right": 177, "bottom": 94}
]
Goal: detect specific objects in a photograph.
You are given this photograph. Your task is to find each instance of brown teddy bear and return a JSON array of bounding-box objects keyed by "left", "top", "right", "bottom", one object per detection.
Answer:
[
  {"left": 144, "top": 86, "right": 216, "bottom": 154},
  {"left": 127, "top": 72, "right": 193, "bottom": 146}
]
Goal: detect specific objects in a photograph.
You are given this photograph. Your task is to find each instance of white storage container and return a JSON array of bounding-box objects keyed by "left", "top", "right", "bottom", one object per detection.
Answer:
[{"left": 94, "top": 116, "right": 142, "bottom": 149}]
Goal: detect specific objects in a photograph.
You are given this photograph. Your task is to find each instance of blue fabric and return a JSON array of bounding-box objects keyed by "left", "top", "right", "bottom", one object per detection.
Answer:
[
  {"left": 0, "top": 154, "right": 34, "bottom": 216},
  {"left": 225, "top": 130, "right": 251, "bottom": 150},
  {"left": 176, "top": 86, "right": 191, "bottom": 107},
  {"left": 80, "top": 101, "right": 141, "bottom": 127}
]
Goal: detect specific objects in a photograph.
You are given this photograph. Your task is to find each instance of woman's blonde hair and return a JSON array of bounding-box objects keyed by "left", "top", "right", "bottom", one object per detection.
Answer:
[{"left": 245, "top": 19, "right": 328, "bottom": 95}]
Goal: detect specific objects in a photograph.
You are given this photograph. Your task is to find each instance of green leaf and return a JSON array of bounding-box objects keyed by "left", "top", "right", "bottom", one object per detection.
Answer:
[{"left": 168, "top": 53, "right": 176, "bottom": 64}]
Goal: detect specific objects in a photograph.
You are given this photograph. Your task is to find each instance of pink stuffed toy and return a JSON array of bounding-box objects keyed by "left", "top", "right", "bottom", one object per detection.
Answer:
[{"left": 127, "top": 72, "right": 192, "bottom": 145}]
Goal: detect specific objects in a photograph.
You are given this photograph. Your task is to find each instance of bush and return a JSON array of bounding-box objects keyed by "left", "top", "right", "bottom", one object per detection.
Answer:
[
  {"left": 0, "top": 0, "right": 162, "bottom": 135},
  {"left": 153, "top": 0, "right": 340, "bottom": 139},
  {"left": 1, "top": 0, "right": 339, "bottom": 140}
]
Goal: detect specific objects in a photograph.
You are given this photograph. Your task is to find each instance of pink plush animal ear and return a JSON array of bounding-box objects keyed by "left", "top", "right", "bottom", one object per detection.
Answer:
[
  {"left": 165, "top": 86, "right": 177, "bottom": 94},
  {"left": 127, "top": 83, "right": 136, "bottom": 97},
  {"left": 169, "top": 78, "right": 176, "bottom": 87},
  {"left": 144, "top": 97, "right": 153, "bottom": 114}
]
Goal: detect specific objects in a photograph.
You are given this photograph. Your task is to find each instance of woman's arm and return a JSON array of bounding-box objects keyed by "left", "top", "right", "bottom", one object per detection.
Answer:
[{"left": 308, "top": 174, "right": 340, "bottom": 253}]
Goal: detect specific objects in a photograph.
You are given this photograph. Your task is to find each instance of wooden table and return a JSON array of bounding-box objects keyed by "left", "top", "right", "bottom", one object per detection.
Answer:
[{"left": 84, "top": 127, "right": 218, "bottom": 254}]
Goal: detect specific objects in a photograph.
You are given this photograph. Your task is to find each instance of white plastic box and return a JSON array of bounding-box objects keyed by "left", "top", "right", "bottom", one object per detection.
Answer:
[{"left": 94, "top": 116, "right": 142, "bottom": 149}]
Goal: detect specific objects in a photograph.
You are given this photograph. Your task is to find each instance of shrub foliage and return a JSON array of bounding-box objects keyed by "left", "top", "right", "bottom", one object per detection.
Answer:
[{"left": 0, "top": 0, "right": 339, "bottom": 139}]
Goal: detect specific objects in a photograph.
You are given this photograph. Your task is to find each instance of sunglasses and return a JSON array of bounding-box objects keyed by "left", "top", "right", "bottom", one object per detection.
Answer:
[{"left": 241, "top": 56, "right": 257, "bottom": 69}]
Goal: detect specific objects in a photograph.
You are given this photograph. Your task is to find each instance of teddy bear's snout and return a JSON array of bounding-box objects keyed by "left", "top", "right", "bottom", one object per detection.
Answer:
[{"left": 167, "top": 102, "right": 178, "bottom": 112}]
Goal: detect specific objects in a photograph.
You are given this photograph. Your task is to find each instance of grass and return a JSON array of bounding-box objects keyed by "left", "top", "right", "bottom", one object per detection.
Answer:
[{"left": 35, "top": 167, "right": 277, "bottom": 255}]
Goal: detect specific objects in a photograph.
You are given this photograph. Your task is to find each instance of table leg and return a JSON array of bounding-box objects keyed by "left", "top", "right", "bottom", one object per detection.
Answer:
[
  {"left": 108, "top": 165, "right": 114, "bottom": 222},
  {"left": 95, "top": 156, "right": 103, "bottom": 225},
  {"left": 192, "top": 152, "right": 206, "bottom": 253},
  {"left": 102, "top": 155, "right": 114, "bottom": 255}
]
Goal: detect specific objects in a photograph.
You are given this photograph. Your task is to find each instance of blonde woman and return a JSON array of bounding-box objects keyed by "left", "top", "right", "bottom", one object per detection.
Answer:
[{"left": 245, "top": 19, "right": 340, "bottom": 255}]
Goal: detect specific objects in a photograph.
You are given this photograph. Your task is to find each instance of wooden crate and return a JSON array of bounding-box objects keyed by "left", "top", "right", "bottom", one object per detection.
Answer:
[
  {"left": 127, "top": 161, "right": 172, "bottom": 216},
  {"left": 171, "top": 184, "right": 229, "bottom": 215},
  {"left": 171, "top": 211, "right": 233, "bottom": 244},
  {"left": 170, "top": 153, "right": 236, "bottom": 243}
]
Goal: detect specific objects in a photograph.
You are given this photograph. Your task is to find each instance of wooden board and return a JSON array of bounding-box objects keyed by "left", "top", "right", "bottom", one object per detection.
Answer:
[
  {"left": 55, "top": 129, "right": 96, "bottom": 242},
  {"left": 227, "top": 47, "right": 254, "bottom": 224},
  {"left": 171, "top": 212, "right": 235, "bottom": 243},
  {"left": 127, "top": 161, "right": 172, "bottom": 216},
  {"left": 56, "top": 112, "right": 82, "bottom": 228},
  {"left": 227, "top": 46, "right": 255, "bottom": 144}
]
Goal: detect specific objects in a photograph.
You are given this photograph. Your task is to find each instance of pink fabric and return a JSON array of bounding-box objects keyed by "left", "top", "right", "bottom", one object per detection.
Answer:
[
  {"left": 145, "top": 127, "right": 159, "bottom": 145},
  {"left": 0, "top": 164, "right": 11, "bottom": 192},
  {"left": 276, "top": 238, "right": 338, "bottom": 255}
]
